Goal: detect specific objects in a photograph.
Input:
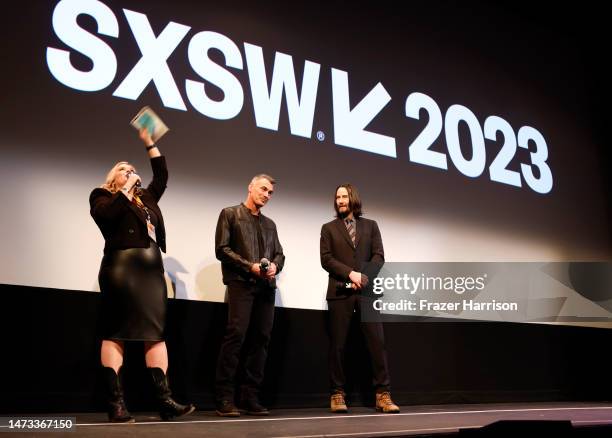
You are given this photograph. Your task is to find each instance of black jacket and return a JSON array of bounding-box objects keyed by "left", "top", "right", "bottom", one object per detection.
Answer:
[
  {"left": 320, "top": 217, "right": 385, "bottom": 300},
  {"left": 215, "top": 204, "right": 285, "bottom": 287},
  {"left": 89, "top": 156, "right": 168, "bottom": 253}
]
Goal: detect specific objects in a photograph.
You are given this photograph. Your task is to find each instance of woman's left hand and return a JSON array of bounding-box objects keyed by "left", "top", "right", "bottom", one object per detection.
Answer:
[{"left": 139, "top": 128, "right": 154, "bottom": 147}]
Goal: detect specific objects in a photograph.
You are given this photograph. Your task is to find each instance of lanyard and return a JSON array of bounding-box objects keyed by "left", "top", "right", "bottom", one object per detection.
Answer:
[{"left": 132, "top": 195, "right": 151, "bottom": 223}]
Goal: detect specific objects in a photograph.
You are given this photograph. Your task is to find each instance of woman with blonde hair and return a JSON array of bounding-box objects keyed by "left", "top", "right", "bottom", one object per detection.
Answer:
[{"left": 89, "top": 128, "right": 194, "bottom": 422}]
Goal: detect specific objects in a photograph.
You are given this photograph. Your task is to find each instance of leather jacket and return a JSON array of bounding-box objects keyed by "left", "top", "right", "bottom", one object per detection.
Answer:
[{"left": 215, "top": 204, "right": 285, "bottom": 287}]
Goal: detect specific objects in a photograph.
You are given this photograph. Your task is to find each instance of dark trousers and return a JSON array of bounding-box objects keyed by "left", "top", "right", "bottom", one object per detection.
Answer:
[
  {"left": 215, "top": 281, "right": 275, "bottom": 402},
  {"left": 328, "top": 294, "right": 391, "bottom": 394}
]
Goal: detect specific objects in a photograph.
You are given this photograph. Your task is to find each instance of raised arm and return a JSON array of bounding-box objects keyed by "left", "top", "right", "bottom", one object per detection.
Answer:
[{"left": 139, "top": 128, "right": 167, "bottom": 202}]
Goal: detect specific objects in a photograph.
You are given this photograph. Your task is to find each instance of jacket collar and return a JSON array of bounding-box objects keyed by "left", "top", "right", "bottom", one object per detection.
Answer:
[{"left": 240, "top": 202, "right": 266, "bottom": 220}]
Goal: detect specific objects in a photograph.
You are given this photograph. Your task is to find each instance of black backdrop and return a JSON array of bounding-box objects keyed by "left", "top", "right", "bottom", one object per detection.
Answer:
[{"left": 2, "top": 283, "right": 612, "bottom": 413}]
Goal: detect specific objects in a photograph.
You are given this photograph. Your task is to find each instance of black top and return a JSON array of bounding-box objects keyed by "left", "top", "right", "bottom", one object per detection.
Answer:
[{"left": 250, "top": 212, "right": 266, "bottom": 260}]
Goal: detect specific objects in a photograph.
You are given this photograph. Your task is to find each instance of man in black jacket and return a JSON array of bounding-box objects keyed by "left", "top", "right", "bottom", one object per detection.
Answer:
[
  {"left": 214, "top": 174, "right": 285, "bottom": 416},
  {"left": 320, "top": 183, "right": 399, "bottom": 414}
]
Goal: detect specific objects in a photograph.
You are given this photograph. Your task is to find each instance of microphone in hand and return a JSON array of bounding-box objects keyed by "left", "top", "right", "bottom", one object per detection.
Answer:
[
  {"left": 260, "top": 258, "right": 270, "bottom": 274},
  {"left": 127, "top": 171, "right": 142, "bottom": 195}
]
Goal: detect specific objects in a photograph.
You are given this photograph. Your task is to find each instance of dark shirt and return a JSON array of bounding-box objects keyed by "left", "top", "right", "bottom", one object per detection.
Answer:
[{"left": 250, "top": 212, "right": 266, "bottom": 260}]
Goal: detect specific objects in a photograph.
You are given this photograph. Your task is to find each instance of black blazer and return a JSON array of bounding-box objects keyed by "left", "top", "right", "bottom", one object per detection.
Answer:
[
  {"left": 90, "top": 156, "right": 168, "bottom": 253},
  {"left": 320, "top": 217, "right": 385, "bottom": 300}
]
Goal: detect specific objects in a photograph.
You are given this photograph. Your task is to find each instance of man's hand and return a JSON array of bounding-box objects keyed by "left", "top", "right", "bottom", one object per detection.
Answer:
[
  {"left": 349, "top": 271, "right": 363, "bottom": 289},
  {"left": 252, "top": 262, "right": 278, "bottom": 279},
  {"left": 266, "top": 262, "right": 277, "bottom": 279},
  {"left": 250, "top": 263, "right": 262, "bottom": 277},
  {"left": 348, "top": 271, "right": 370, "bottom": 289}
]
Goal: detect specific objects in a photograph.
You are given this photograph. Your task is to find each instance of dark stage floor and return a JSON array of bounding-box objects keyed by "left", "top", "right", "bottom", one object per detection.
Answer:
[{"left": 3, "top": 402, "right": 612, "bottom": 437}]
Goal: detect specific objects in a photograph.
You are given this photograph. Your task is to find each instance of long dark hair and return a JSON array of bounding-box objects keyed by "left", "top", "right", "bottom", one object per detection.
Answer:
[{"left": 334, "top": 183, "right": 363, "bottom": 218}]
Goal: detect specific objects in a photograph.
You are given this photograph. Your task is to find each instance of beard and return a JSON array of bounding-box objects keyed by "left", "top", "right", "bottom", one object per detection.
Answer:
[{"left": 336, "top": 206, "right": 351, "bottom": 219}]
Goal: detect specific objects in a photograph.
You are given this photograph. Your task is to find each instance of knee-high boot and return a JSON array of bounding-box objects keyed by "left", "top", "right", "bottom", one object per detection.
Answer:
[
  {"left": 148, "top": 368, "right": 196, "bottom": 420},
  {"left": 102, "top": 367, "right": 135, "bottom": 423}
]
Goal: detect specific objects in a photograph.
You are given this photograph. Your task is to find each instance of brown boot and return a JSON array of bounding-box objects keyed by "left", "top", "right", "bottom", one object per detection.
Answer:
[
  {"left": 375, "top": 391, "right": 400, "bottom": 413},
  {"left": 330, "top": 392, "right": 348, "bottom": 413}
]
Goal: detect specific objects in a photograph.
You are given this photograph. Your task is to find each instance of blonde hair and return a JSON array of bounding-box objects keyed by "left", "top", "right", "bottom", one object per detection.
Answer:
[{"left": 101, "top": 161, "right": 135, "bottom": 193}]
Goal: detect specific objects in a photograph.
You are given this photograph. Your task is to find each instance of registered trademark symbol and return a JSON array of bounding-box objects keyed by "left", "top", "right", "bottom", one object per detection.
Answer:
[{"left": 316, "top": 131, "right": 325, "bottom": 141}]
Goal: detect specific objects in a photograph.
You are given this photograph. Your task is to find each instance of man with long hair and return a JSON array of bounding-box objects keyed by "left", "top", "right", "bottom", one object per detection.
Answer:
[{"left": 320, "top": 183, "right": 399, "bottom": 414}]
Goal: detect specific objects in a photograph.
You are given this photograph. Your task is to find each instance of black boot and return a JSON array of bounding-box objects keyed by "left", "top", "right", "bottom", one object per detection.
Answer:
[
  {"left": 102, "top": 367, "right": 135, "bottom": 423},
  {"left": 148, "top": 367, "right": 196, "bottom": 420}
]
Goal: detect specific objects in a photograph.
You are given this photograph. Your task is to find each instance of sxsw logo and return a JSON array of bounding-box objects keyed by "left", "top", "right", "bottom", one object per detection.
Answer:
[
  {"left": 46, "top": 0, "right": 553, "bottom": 193},
  {"left": 46, "top": 0, "right": 396, "bottom": 157}
]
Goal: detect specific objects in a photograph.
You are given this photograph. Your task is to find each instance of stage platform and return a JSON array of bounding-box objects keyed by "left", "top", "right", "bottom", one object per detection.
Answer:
[{"left": 4, "top": 402, "right": 612, "bottom": 437}]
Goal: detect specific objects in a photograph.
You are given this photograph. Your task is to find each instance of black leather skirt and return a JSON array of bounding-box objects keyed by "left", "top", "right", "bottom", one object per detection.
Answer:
[{"left": 98, "top": 241, "right": 167, "bottom": 341}]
